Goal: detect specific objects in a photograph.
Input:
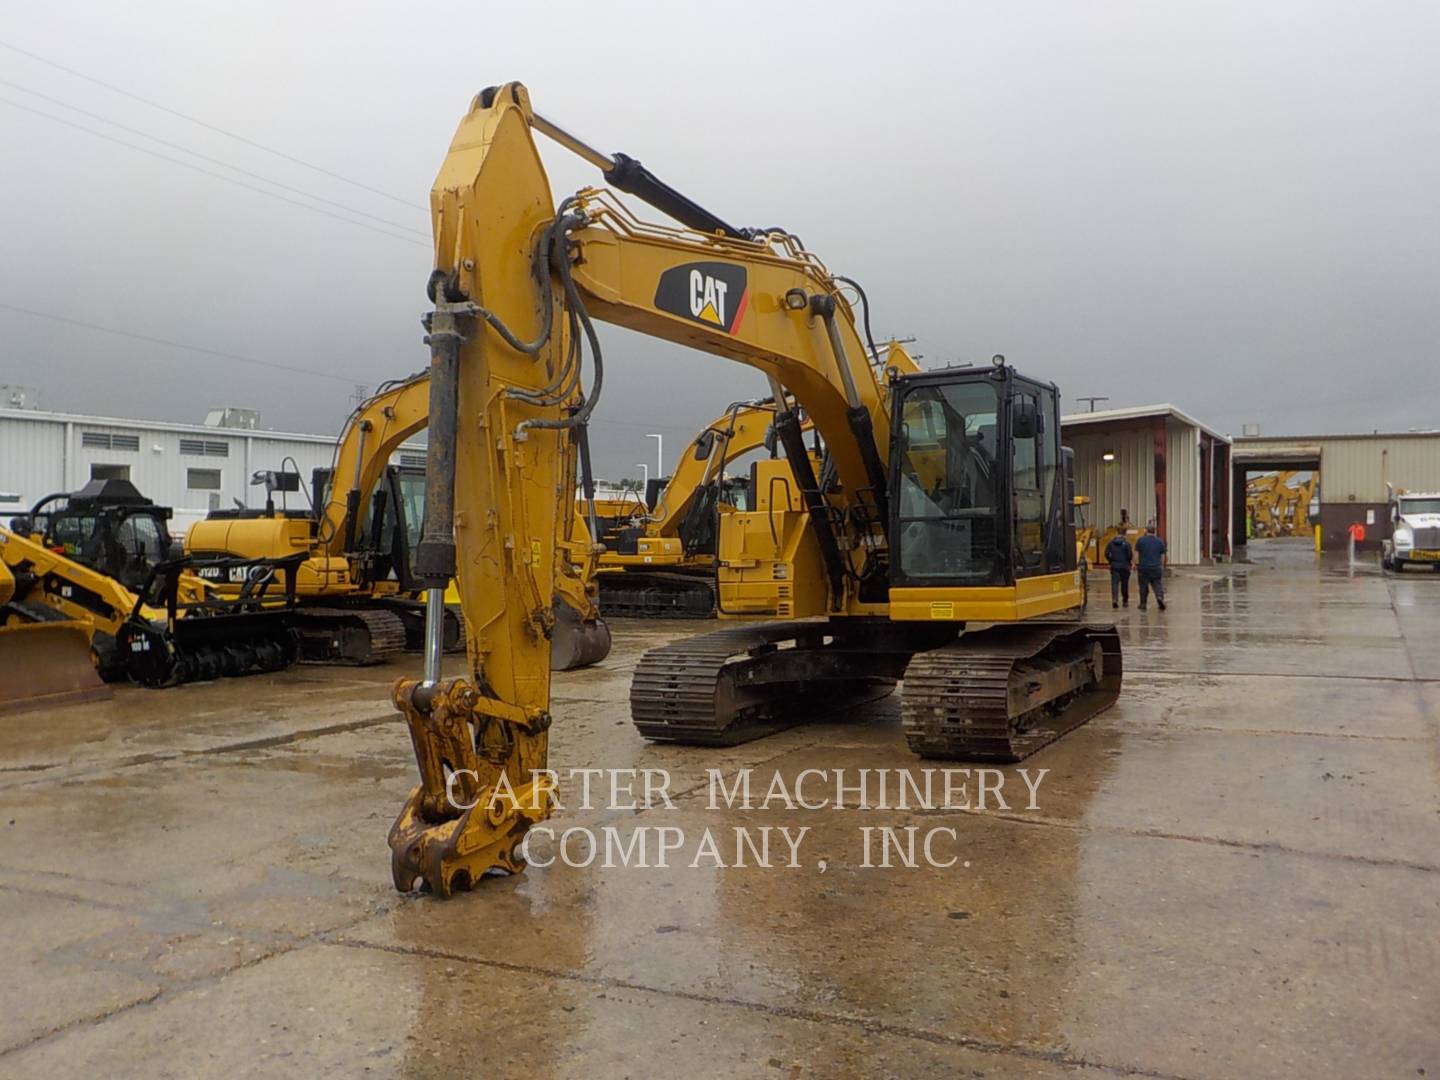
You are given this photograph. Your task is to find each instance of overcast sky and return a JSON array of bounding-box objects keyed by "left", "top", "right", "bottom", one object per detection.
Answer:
[{"left": 1, "top": 1, "right": 1437, "bottom": 480}]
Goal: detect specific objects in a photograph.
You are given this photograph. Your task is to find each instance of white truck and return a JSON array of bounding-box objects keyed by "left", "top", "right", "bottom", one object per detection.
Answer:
[{"left": 1381, "top": 486, "right": 1440, "bottom": 572}]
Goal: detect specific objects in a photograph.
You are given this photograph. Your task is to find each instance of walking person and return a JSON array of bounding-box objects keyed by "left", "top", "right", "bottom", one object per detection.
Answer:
[
  {"left": 1136, "top": 523, "right": 1167, "bottom": 611},
  {"left": 1105, "top": 531, "right": 1133, "bottom": 609}
]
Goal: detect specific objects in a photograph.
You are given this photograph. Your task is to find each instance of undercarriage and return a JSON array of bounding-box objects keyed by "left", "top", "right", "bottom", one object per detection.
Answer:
[{"left": 631, "top": 618, "right": 1121, "bottom": 759}]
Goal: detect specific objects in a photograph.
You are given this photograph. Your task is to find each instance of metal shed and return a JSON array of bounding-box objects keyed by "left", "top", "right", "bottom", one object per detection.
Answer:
[
  {"left": 1062, "top": 405, "right": 1232, "bottom": 565},
  {"left": 1233, "top": 431, "right": 1440, "bottom": 551}
]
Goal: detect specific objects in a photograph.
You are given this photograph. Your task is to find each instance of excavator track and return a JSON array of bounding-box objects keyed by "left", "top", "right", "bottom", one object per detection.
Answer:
[
  {"left": 631, "top": 619, "right": 919, "bottom": 745},
  {"left": 599, "top": 572, "right": 716, "bottom": 618},
  {"left": 290, "top": 607, "right": 408, "bottom": 665},
  {"left": 387, "top": 600, "right": 466, "bottom": 654},
  {"left": 901, "top": 623, "right": 1122, "bottom": 761}
]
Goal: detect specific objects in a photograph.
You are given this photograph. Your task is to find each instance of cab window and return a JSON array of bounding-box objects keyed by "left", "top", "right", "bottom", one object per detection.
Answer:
[{"left": 894, "top": 381, "right": 1002, "bottom": 583}]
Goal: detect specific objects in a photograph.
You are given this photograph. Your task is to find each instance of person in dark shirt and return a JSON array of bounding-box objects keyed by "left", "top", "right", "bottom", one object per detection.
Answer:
[
  {"left": 1135, "top": 524, "right": 1167, "bottom": 611},
  {"left": 1104, "top": 533, "right": 1133, "bottom": 608}
]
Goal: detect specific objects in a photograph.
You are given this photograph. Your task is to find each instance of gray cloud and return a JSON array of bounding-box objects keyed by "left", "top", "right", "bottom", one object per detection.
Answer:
[{"left": 2, "top": 1, "right": 1437, "bottom": 484}]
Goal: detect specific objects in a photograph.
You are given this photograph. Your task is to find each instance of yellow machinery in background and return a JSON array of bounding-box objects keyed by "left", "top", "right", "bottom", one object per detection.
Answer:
[
  {"left": 0, "top": 557, "right": 111, "bottom": 713},
  {"left": 715, "top": 344, "right": 918, "bottom": 619},
  {"left": 187, "top": 374, "right": 609, "bottom": 670},
  {"left": 386, "top": 84, "right": 1121, "bottom": 895},
  {"left": 1247, "top": 471, "right": 1317, "bottom": 538},
  {"left": 1, "top": 480, "right": 299, "bottom": 688},
  {"left": 586, "top": 398, "right": 814, "bottom": 617}
]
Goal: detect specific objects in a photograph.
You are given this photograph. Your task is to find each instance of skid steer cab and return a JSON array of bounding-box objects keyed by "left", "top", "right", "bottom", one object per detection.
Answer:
[{"left": 14, "top": 478, "right": 185, "bottom": 592}]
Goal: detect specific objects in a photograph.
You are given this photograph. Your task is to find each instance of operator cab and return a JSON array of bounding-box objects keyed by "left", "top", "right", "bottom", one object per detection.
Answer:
[
  {"left": 16, "top": 479, "right": 180, "bottom": 592},
  {"left": 888, "top": 361, "right": 1072, "bottom": 589},
  {"left": 312, "top": 463, "right": 425, "bottom": 589}
]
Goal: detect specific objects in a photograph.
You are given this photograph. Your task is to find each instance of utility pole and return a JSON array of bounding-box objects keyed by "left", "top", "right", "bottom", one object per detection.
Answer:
[{"left": 1077, "top": 396, "right": 1110, "bottom": 412}]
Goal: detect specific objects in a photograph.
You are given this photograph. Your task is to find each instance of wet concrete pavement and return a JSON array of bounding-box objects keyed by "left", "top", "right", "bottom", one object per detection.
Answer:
[{"left": 2, "top": 543, "right": 1437, "bottom": 1078}]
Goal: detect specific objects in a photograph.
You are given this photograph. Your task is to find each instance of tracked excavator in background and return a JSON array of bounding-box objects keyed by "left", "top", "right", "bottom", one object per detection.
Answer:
[
  {"left": 388, "top": 84, "right": 1122, "bottom": 896},
  {"left": 1, "top": 479, "right": 300, "bottom": 688},
  {"left": 186, "top": 373, "right": 610, "bottom": 670},
  {"left": 589, "top": 398, "right": 816, "bottom": 617}
]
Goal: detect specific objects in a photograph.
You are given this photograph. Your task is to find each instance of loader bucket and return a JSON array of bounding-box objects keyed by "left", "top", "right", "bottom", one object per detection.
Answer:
[{"left": 0, "top": 622, "right": 112, "bottom": 716}]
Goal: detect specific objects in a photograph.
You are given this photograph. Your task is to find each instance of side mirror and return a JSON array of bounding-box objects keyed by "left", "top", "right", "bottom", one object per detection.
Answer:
[
  {"left": 693, "top": 431, "right": 716, "bottom": 460},
  {"left": 1012, "top": 400, "right": 1039, "bottom": 440}
]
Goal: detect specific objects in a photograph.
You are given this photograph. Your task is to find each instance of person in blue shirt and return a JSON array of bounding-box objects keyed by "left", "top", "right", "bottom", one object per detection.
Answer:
[
  {"left": 1104, "top": 532, "right": 1133, "bottom": 608},
  {"left": 1135, "top": 524, "right": 1167, "bottom": 611}
]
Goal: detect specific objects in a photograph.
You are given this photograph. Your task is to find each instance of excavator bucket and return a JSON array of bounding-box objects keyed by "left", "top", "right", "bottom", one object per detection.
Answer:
[{"left": 0, "top": 622, "right": 112, "bottom": 716}]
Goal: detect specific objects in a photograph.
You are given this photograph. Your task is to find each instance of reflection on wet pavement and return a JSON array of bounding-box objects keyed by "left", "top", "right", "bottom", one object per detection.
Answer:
[{"left": 1, "top": 546, "right": 1437, "bottom": 1077}]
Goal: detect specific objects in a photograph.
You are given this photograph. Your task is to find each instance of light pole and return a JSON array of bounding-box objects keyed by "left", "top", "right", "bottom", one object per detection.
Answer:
[
  {"left": 635, "top": 463, "right": 649, "bottom": 492},
  {"left": 646, "top": 433, "right": 663, "bottom": 480}
]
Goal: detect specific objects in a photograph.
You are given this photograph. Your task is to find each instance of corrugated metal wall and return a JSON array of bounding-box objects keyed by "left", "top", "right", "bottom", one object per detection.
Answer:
[
  {"left": 1067, "top": 416, "right": 1220, "bottom": 563},
  {"left": 1236, "top": 434, "right": 1440, "bottom": 502},
  {"left": 0, "top": 415, "right": 65, "bottom": 513},
  {"left": 1067, "top": 426, "right": 1155, "bottom": 538},
  {"left": 1321, "top": 437, "right": 1440, "bottom": 502},
  {"left": 1166, "top": 421, "right": 1200, "bottom": 564}
]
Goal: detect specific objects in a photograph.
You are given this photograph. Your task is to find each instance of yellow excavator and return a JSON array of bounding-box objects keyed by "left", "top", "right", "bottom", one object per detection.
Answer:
[
  {"left": 186, "top": 373, "right": 610, "bottom": 670},
  {"left": 588, "top": 397, "right": 815, "bottom": 617},
  {"left": 388, "top": 84, "right": 1121, "bottom": 895},
  {"left": 1246, "top": 471, "right": 1317, "bottom": 539}
]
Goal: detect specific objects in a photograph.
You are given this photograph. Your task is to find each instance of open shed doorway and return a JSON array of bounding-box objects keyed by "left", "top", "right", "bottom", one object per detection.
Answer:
[{"left": 1233, "top": 456, "right": 1322, "bottom": 562}]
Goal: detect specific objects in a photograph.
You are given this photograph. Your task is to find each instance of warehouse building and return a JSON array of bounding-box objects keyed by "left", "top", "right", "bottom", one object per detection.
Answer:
[
  {"left": 1062, "top": 404, "right": 1232, "bottom": 564},
  {"left": 0, "top": 406, "right": 424, "bottom": 535},
  {"left": 1233, "top": 430, "right": 1440, "bottom": 551}
]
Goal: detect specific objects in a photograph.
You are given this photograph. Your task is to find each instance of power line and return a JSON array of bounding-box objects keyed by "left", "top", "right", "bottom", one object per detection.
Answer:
[
  {"left": 0, "top": 95, "right": 429, "bottom": 248},
  {"left": 0, "top": 37, "right": 416, "bottom": 208},
  {"left": 0, "top": 77, "right": 428, "bottom": 238},
  {"left": 0, "top": 301, "right": 365, "bottom": 385}
]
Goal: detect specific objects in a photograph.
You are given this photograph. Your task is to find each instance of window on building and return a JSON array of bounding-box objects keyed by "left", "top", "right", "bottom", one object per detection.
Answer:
[
  {"left": 90, "top": 464, "right": 131, "bottom": 481},
  {"left": 400, "top": 453, "right": 427, "bottom": 468},
  {"left": 179, "top": 438, "right": 230, "bottom": 457},
  {"left": 187, "top": 468, "right": 222, "bottom": 491},
  {"left": 81, "top": 432, "right": 140, "bottom": 451}
]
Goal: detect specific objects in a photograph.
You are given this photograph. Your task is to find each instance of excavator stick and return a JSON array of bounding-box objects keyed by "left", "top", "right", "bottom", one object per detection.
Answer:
[
  {"left": 901, "top": 623, "right": 1122, "bottom": 761},
  {"left": 0, "top": 621, "right": 111, "bottom": 715}
]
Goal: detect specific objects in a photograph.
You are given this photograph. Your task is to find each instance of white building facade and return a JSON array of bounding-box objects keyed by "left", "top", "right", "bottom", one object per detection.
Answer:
[{"left": 0, "top": 407, "right": 425, "bottom": 535}]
